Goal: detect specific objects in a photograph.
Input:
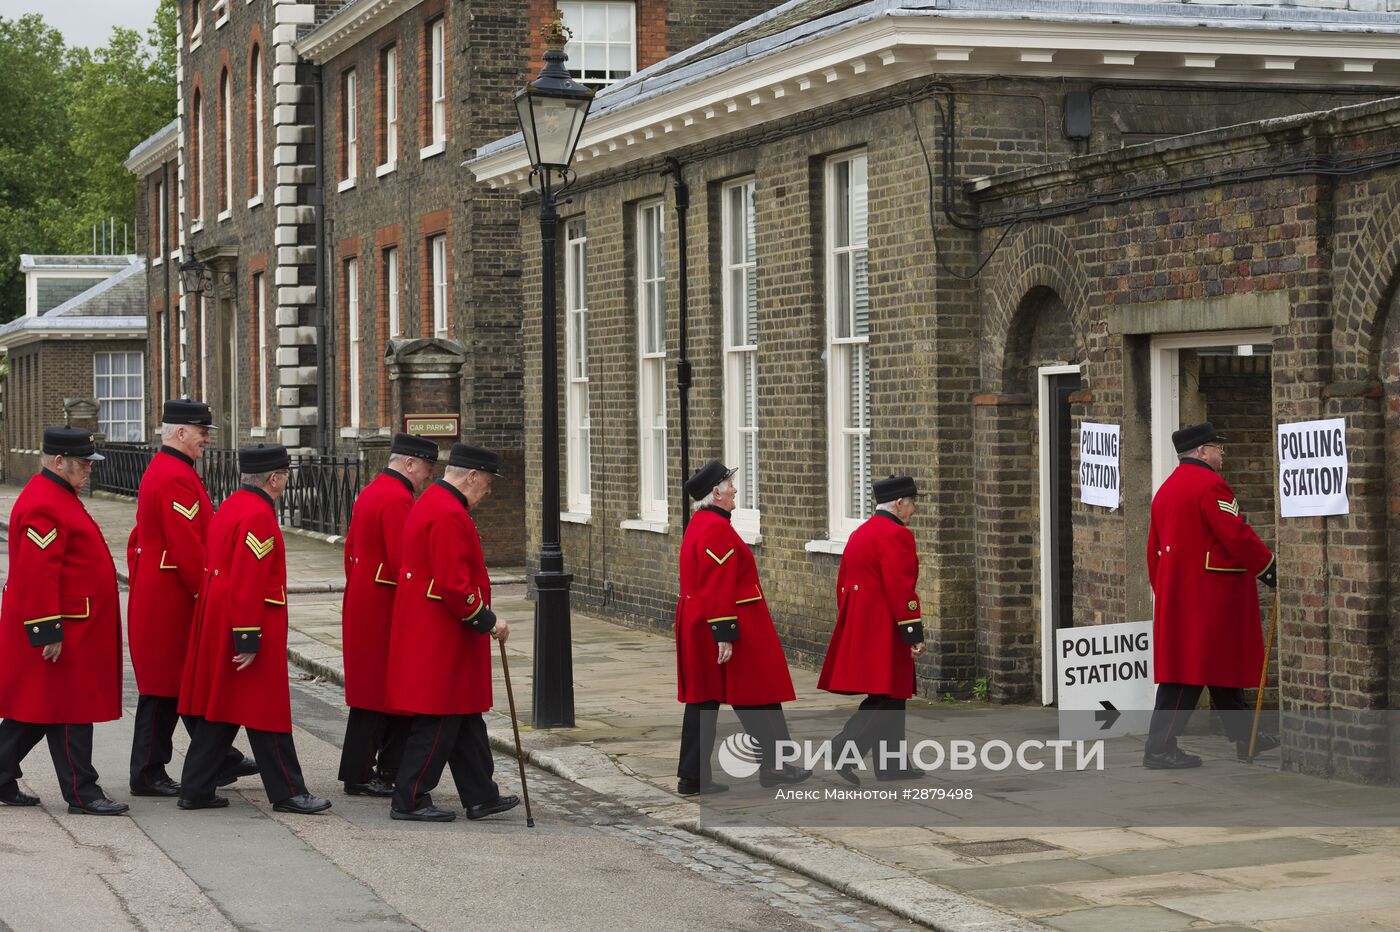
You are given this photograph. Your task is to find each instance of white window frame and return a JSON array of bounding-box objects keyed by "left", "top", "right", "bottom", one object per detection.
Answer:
[
  {"left": 95, "top": 351, "right": 144, "bottom": 443},
  {"left": 155, "top": 178, "right": 166, "bottom": 264},
  {"left": 344, "top": 69, "right": 358, "bottom": 183},
  {"left": 212, "top": 0, "right": 228, "bottom": 27},
  {"left": 381, "top": 46, "right": 397, "bottom": 172},
  {"left": 564, "top": 218, "right": 591, "bottom": 515},
  {"left": 721, "top": 178, "right": 760, "bottom": 541},
  {"left": 192, "top": 97, "right": 204, "bottom": 225},
  {"left": 346, "top": 258, "right": 360, "bottom": 428},
  {"left": 191, "top": 2, "right": 203, "bottom": 49},
  {"left": 636, "top": 200, "right": 667, "bottom": 523},
  {"left": 558, "top": 1, "right": 636, "bottom": 89},
  {"left": 431, "top": 234, "right": 448, "bottom": 336},
  {"left": 385, "top": 246, "right": 400, "bottom": 337},
  {"left": 199, "top": 293, "right": 208, "bottom": 399},
  {"left": 255, "top": 272, "right": 268, "bottom": 429},
  {"left": 430, "top": 20, "right": 446, "bottom": 145},
  {"left": 823, "top": 152, "right": 871, "bottom": 545},
  {"left": 251, "top": 46, "right": 264, "bottom": 202},
  {"left": 220, "top": 69, "right": 232, "bottom": 218}
]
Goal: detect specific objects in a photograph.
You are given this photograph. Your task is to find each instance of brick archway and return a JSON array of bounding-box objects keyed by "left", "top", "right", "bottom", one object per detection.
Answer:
[
  {"left": 1333, "top": 178, "right": 1400, "bottom": 383},
  {"left": 979, "top": 223, "right": 1093, "bottom": 394}
]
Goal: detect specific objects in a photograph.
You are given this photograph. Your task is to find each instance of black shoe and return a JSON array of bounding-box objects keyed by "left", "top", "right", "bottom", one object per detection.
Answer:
[
  {"left": 758, "top": 766, "right": 813, "bottom": 787},
  {"left": 217, "top": 756, "right": 259, "bottom": 785},
  {"left": 177, "top": 794, "right": 229, "bottom": 810},
  {"left": 836, "top": 765, "right": 861, "bottom": 787},
  {"left": 875, "top": 766, "right": 926, "bottom": 782},
  {"left": 466, "top": 794, "right": 519, "bottom": 820},
  {"left": 344, "top": 777, "right": 395, "bottom": 798},
  {"left": 1143, "top": 747, "right": 1203, "bottom": 770},
  {"left": 676, "top": 777, "right": 730, "bottom": 796},
  {"left": 0, "top": 785, "right": 39, "bottom": 806},
  {"left": 130, "top": 776, "right": 181, "bottom": 797},
  {"left": 273, "top": 793, "right": 331, "bottom": 815},
  {"left": 68, "top": 797, "right": 130, "bottom": 816},
  {"left": 1237, "top": 733, "right": 1281, "bottom": 760},
  {"left": 391, "top": 803, "right": 456, "bottom": 822}
]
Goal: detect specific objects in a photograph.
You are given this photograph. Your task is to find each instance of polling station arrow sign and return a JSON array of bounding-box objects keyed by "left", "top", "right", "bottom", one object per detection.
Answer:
[{"left": 1055, "top": 621, "right": 1155, "bottom": 740}]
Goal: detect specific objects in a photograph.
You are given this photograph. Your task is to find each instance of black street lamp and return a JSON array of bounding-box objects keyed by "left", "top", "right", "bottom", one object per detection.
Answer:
[
  {"left": 516, "top": 13, "right": 594, "bottom": 729},
  {"left": 178, "top": 256, "right": 235, "bottom": 296}
]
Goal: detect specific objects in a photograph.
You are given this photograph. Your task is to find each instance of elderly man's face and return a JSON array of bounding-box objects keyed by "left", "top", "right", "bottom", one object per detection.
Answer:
[
  {"left": 892, "top": 496, "right": 917, "bottom": 522},
  {"left": 713, "top": 479, "right": 737, "bottom": 512},
  {"left": 55, "top": 456, "right": 95, "bottom": 492}
]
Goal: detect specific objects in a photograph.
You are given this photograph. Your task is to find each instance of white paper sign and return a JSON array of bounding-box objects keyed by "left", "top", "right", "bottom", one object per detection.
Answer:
[
  {"left": 1055, "top": 620, "right": 1155, "bottom": 740},
  {"left": 1079, "top": 422, "right": 1121, "bottom": 510},
  {"left": 1278, "top": 418, "right": 1348, "bottom": 518}
]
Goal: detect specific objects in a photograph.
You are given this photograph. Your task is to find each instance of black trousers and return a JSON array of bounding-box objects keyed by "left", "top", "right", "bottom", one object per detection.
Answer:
[
  {"left": 1146, "top": 683, "right": 1250, "bottom": 753},
  {"left": 677, "top": 701, "right": 794, "bottom": 784},
  {"left": 179, "top": 716, "right": 307, "bottom": 804},
  {"left": 0, "top": 719, "right": 104, "bottom": 806},
  {"left": 833, "top": 694, "right": 908, "bottom": 768},
  {"left": 338, "top": 708, "right": 411, "bottom": 784},
  {"left": 129, "top": 695, "right": 248, "bottom": 785},
  {"left": 391, "top": 713, "right": 498, "bottom": 813}
]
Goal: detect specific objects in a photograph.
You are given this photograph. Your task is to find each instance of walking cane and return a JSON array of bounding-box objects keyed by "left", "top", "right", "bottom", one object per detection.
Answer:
[
  {"left": 1246, "top": 587, "right": 1281, "bottom": 763},
  {"left": 498, "top": 640, "right": 535, "bottom": 827}
]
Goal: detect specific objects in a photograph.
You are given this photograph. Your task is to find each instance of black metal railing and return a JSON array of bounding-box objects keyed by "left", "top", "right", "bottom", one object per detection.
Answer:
[{"left": 92, "top": 442, "right": 363, "bottom": 537}]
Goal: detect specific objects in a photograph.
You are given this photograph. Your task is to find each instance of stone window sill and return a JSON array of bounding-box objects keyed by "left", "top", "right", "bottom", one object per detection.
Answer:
[
  {"left": 250, "top": 427, "right": 267, "bottom": 438},
  {"left": 247, "top": 194, "right": 264, "bottom": 209},
  {"left": 217, "top": 209, "right": 231, "bottom": 223},
  {"left": 190, "top": 221, "right": 204, "bottom": 234},
  {"left": 419, "top": 141, "right": 446, "bottom": 161},
  {"left": 376, "top": 161, "right": 396, "bottom": 178},
  {"left": 804, "top": 538, "right": 846, "bottom": 555},
  {"left": 620, "top": 518, "right": 668, "bottom": 534},
  {"left": 152, "top": 256, "right": 162, "bottom": 267},
  {"left": 561, "top": 510, "right": 591, "bottom": 525},
  {"left": 337, "top": 177, "right": 357, "bottom": 193}
]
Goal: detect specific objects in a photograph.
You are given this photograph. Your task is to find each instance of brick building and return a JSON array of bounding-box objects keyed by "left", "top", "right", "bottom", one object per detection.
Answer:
[
  {"left": 0, "top": 255, "right": 148, "bottom": 480},
  {"left": 471, "top": 0, "right": 1400, "bottom": 779},
  {"left": 126, "top": 0, "right": 781, "bottom": 559}
]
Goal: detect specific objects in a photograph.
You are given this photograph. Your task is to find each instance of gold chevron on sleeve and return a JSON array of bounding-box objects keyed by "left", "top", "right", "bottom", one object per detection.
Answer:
[
  {"left": 25, "top": 527, "right": 58, "bottom": 550},
  {"left": 172, "top": 500, "right": 200, "bottom": 520},
  {"left": 1217, "top": 498, "right": 1240, "bottom": 517},
  {"left": 244, "top": 532, "right": 275, "bottom": 560},
  {"left": 705, "top": 547, "right": 735, "bottom": 565}
]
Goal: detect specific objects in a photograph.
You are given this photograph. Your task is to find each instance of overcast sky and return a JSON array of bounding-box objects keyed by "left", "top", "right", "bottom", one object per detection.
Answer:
[{"left": 0, "top": 0, "right": 161, "bottom": 50}]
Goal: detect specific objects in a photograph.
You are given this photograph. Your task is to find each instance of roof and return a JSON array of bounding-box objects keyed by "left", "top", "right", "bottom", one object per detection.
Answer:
[
  {"left": 125, "top": 119, "right": 179, "bottom": 175},
  {"left": 20, "top": 255, "right": 138, "bottom": 272},
  {"left": 296, "top": 0, "right": 426, "bottom": 64},
  {"left": 0, "top": 261, "right": 147, "bottom": 351},
  {"left": 469, "top": 0, "right": 1400, "bottom": 189}
]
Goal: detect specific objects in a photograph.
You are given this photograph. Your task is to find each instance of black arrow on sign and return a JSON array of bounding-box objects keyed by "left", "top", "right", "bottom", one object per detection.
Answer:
[{"left": 1095, "top": 701, "right": 1120, "bottom": 730}]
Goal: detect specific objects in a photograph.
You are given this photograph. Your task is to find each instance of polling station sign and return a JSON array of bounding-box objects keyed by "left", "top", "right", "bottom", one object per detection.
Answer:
[
  {"left": 1278, "top": 418, "right": 1348, "bottom": 518},
  {"left": 1079, "top": 422, "right": 1120, "bottom": 510},
  {"left": 1055, "top": 620, "right": 1154, "bottom": 740}
]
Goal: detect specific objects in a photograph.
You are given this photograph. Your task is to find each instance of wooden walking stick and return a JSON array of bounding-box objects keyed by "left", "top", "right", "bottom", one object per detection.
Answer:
[
  {"left": 498, "top": 640, "right": 535, "bottom": 827},
  {"left": 1246, "top": 587, "right": 1281, "bottom": 762}
]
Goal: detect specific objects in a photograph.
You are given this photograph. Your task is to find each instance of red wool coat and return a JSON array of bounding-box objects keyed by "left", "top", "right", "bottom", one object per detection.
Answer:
[
  {"left": 341, "top": 470, "right": 414, "bottom": 713},
  {"left": 1148, "top": 460, "right": 1276, "bottom": 688},
  {"left": 674, "top": 507, "right": 795, "bottom": 706},
  {"left": 0, "top": 470, "right": 122, "bottom": 724},
  {"left": 818, "top": 512, "right": 924, "bottom": 699},
  {"left": 384, "top": 481, "right": 495, "bottom": 716},
  {"left": 126, "top": 447, "right": 214, "bottom": 697},
  {"left": 179, "top": 487, "right": 292, "bottom": 732}
]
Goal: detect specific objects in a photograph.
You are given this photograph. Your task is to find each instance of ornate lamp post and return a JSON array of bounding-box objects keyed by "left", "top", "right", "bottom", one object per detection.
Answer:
[{"left": 515, "top": 14, "right": 594, "bottom": 729}]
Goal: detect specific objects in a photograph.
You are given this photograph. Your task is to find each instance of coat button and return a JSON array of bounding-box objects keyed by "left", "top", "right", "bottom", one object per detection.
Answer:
[
  {"left": 214, "top": 570, "right": 219, "bottom": 576},
  {"left": 853, "top": 585, "right": 859, "bottom": 591},
  {"left": 406, "top": 572, "right": 412, "bottom": 579},
  {"left": 1157, "top": 550, "right": 1162, "bottom": 556},
  {"left": 731, "top": 623, "right": 737, "bottom": 629},
  {"left": 1165, "top": 546, "right": 1171, "bottom": 553}
]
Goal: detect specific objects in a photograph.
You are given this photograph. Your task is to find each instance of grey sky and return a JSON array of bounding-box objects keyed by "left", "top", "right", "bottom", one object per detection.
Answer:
[{"left": 0, "top": 0, "right": 161, "bottom": 50}]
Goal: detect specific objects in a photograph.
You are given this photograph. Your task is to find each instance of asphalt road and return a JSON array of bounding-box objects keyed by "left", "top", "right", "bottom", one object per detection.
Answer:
[{"left": 0, "top": 536, "right": 918, "bottom": 932}]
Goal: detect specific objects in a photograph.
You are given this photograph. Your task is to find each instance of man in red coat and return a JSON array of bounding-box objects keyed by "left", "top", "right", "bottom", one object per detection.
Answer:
[
  {"left": 177, "top": 444, "right": 330, "bottom": 814},
  {"left": 1145, "top": 422, "right": 1278, "bottom": 769},
  {"left": 126, "top": 399, "right": 256, "bottom": 796},
  {"left": 384, "top": 444, "right": 517, "bottom": 823},
  {"left": 338, "top": 432, "right": 438, "bottom": 797},
  {"left": 819, "top": 475, "right": 926, "bottom": 784},
  {"left": 675, "top": 460, "right": 809, "bottom": 796},
  {"left": 0, "top": 428, "right": 127, "bottom": 815}
]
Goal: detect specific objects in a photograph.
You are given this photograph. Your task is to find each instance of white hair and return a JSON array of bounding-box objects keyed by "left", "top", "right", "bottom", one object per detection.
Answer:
[
  {"left": 386, "top": 453, "right": 415, "bottom": 469},
  {"left": 40, "top": 454, "right": 62, "bottom": 470},
  {"left": 693, "top": 478, "right": 734, "bottom": 511},
  {"left": 160, "top": 423, "right": 181, "bottom": 442},
  {"left": 240, "top": 471, "right": 276, "bottom": 487},
  {"left": 444, "top": 465, "right": 471, "bottom": 482},
  {"left": 876, "top": 497, "right": 912, "bottom": 513}
]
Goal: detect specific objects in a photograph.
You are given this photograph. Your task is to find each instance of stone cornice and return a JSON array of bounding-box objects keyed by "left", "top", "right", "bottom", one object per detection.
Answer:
[
  {"left": 296, "top": 0, "right": 425, "bottom": 65},
  {"left": 125, "top": 120, "right": 178, "bottom": 176},
  {"left": 467, "top": 12, "right": 1400, "bottom": 192}
]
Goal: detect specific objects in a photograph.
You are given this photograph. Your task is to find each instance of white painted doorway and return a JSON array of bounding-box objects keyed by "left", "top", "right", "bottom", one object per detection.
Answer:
[{"left": 1039, "top": 363, "right": 1081, "bottom": 705}]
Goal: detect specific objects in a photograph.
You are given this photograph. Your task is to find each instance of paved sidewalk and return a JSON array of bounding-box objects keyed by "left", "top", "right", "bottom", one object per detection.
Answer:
[{"left": 8, "top": 484, "right": 1400, "bottom": 930}]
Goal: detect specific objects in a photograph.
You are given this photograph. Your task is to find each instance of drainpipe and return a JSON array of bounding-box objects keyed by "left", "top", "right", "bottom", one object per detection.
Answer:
[
  {"left": 161, "top": 160, "right": 172, "bottom": 406},
  {"left": 313, "top": 65, "right": 329, "bottom": 453},
  {"left": 662, "top": 157, "right": 692, "bottom": 529}
]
